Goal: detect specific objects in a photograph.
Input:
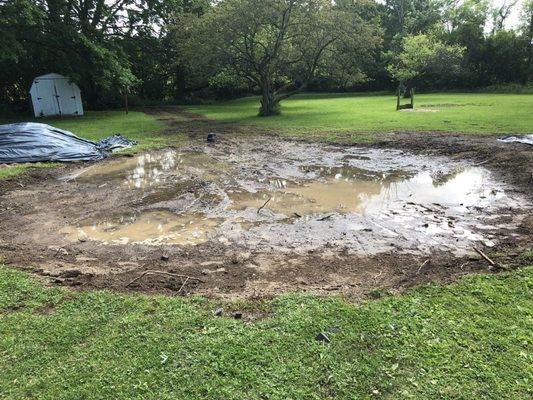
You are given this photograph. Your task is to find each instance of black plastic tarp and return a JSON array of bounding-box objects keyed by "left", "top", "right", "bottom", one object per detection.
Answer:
[
  {"left": 0, "top": 122, "right": 137, "bottom": 163},
  {"left": 498, "top": 134, "right": 533, "bottom": 146}
]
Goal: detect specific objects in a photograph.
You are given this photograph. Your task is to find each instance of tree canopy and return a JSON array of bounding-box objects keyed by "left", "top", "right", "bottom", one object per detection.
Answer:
[
  {"left": 185, "top": 0, "right": 381, "bottom": 115},
  {"left": 387, "top": 33, "right": 465, "bottom": 90},
  {"left": 0, "top": 0, "right": 532, "bottom": 112}
]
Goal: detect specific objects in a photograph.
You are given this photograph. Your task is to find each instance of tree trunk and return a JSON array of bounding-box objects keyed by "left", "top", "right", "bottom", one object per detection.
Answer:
[{"left": 258, "top": 81, "right": 280, "bottom": 117}]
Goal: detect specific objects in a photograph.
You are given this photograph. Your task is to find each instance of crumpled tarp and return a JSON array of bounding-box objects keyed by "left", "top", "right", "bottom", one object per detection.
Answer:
[
  {"left": 498, "top": 134, "right": 533, "bottom": 146},
  {"left": 0, "top": 122, "right": 137, "bottom": 163}
]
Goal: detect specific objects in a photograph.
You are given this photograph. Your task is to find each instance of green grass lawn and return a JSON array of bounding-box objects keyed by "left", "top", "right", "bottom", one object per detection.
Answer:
[
  {"left": 2, "top": 92, "right": 532, "bottom": 179},
  {"left": 0, "top": 162, "right": 61, "bottom": 181},
  {"left": 0, "top": 264, "right": 531, "bottom": 399},
  {"left": 0, "top": 111, "right": 168, "bottom": 149},
  {"left": 185, "top": 92, "right": 533, "bottom": 143}
]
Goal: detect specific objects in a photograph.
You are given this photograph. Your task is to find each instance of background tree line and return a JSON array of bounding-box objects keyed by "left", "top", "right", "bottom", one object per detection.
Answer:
[{"left": 1, "top": 0, "right": 532, "bottom": 113}]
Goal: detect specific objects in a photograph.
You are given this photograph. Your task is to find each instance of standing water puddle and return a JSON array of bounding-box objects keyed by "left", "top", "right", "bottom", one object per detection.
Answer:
[
  {"left": 60, "top": 211, "right": 220, "bottom": 246},
  {"left": 229, "top": 166, "right": 502, "bottom": 216},
  {"left": 60, "top": 141, "right": 518, "bottom": 254}
]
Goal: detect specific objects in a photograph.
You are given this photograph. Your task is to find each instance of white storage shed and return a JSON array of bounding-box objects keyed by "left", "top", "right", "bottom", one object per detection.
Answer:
[{"left": 29, "top": 73, "right": 84, "bottom": 117}]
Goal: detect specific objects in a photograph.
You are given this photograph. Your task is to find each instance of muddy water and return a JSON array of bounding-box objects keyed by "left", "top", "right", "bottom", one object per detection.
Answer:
[
  {"left": 60, "top": 211, "right": 220, "bottom": 246},
  {"left": 72, "top": 150, "right": 229, "bottom": 189},
  {"left": 59, "top": 141, "right": 518, "bottom": 254},
  {"left": 229, "top": 166, "right": 501, "bottom": 216}
]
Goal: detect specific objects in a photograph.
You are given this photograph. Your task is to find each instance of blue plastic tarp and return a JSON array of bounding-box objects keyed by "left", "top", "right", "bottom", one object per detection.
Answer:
[
  {"left": 0, "top": 122, "right": 136, "bottom": 163},
  {"left": 498, "top": 134, "right": 533, "bottom": 146}
]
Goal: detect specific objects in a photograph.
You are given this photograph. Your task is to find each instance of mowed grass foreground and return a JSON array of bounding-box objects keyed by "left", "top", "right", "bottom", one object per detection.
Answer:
[
  {"left": 186, "top": 92, "right": 533, "bottom": 142},
  {"left": 0, "top": 265, "right": 531, "bottom": 399}
]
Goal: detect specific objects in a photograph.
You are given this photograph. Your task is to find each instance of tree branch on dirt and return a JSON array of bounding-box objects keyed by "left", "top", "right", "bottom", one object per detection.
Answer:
[{"left": 126, "top": 270, "right": 204, "bottom": 288}]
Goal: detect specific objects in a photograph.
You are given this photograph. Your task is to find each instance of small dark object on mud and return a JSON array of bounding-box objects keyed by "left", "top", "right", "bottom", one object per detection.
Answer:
[
  {"left": 328, "top": 327, "right": 342, "bottom": 334},
  {"left": 207, "top": 133, "right": 217, "bottom": 142},
  {"left": 60, "top": 269, "right": 81, "bottom": 278},
  {"left": 316, "top": 332, "right": 331, "bottom": 343},
  {"left": 234, "top": 312, "right": 243, "bottom": 319},
  {"left": 214, "top": 308, "right": 223, "bottom": 317},
  {"left": 161, "top": 254, "right": 170, "bottom": 261},
  {"left": 52, "top": 278, "right": 64, "bottom": 284}
]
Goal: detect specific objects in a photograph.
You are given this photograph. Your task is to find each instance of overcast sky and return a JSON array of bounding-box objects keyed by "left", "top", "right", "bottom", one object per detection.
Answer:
[
  {"left": 493, "top": 0, "right": 525, "bottom": 28},
  {"left": 373, "top": 0, "right": 526, "bottom": 29}
]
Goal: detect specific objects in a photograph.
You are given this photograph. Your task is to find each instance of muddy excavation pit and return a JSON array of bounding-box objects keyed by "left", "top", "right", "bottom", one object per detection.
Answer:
[{"left": 0, "top": 134, "right": 531, "bottom": 298}]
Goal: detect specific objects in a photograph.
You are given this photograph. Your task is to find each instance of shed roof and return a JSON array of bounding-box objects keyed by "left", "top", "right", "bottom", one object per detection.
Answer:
[{"left": 34, "top": 73, "right": 69, "bottom": 80}]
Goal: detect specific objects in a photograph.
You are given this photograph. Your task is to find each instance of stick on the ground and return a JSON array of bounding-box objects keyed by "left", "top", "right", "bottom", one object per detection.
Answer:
[
  {"left": 318, "top": 213, "right": 334, "bottom": 221},
  {"left": 257, "top": 197, "right": 272, "bottom": 214},
  {"left": 417, "top": 259, "right": 430, "bottom": 274},
  {"left": 473, "top": 247, "right": 498, "bottom": 268},
  {"left": 126, "top": 270, "right": 204, "bottom": 287},
  {"left": 177, "top": 276, "right": 190, "bottom": 293}
]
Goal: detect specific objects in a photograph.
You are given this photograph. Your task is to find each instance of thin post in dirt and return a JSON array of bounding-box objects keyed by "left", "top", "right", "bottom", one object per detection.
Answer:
[
  {"left": 411, "top": 88, "right": 415, "bottom": 108},
  {"left": 396, "top": 87, "right": 400, "bottom": 110}
]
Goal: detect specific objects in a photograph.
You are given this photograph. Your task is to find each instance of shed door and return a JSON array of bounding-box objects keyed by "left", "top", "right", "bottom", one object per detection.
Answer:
[
  {"left": 55, "top": 79, "right": 80, "bottom": 115},
  {"left": 34, "top": 79, "right": 60, "bottom": 117}
]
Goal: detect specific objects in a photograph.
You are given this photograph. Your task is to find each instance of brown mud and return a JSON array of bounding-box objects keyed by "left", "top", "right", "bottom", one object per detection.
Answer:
[{"left": 0, "top": 108, "right": 531, "bottom": 299}]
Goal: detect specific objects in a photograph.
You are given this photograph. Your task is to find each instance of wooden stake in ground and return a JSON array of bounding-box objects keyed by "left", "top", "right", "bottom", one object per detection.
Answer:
[{"left": 473, "top": 247, "right": 498, "bottom": 268}]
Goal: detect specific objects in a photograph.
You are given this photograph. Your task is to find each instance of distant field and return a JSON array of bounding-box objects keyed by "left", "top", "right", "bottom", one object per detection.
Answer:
[
  {"left": 185, "top": 92, "right": 533, "bottom": 141},
  {"left": 1, "top": 92, "right": 532, "bottom": 179}
]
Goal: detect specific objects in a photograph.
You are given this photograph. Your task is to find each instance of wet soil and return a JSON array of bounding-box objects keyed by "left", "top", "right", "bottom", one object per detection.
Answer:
[{"left": 0, "top": 109, "right": 531, "bottom": 299}]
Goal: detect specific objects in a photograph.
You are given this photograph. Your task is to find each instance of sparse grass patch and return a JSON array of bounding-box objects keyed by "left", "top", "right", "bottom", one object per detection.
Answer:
[
  {"left": 519, "top": 249, "right": 533, "bottom": 263},
  {"left": 0, "top": 162, "right": 61, "bottom": 181},
  {"left": 1, "top": 264, "right": 531, "bottom": 399}
]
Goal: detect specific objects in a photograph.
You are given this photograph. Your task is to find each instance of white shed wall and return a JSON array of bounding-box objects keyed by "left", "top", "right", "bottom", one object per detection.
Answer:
[{"left": 30, "top": 74, "right": 84, "bottom": 117}]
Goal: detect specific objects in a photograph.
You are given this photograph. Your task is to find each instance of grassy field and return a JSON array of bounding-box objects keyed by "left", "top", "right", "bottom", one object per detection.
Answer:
[
  {"left": 185, "top": 92, "right": 533, "bottom": 142},
  {"left": 0, "top": 111, "right": 170, "bottom": 153},
  {"left": 0, "top": 162, "right": 61, "bottom": 181},
  {"left": 0, "top": 264, "right": 531, "bottom": 400}
]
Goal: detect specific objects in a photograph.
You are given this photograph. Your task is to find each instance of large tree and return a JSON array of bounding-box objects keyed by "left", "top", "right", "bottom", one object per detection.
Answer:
[
  {"left": 387, "top": 33, "right": 465, "bottom": 93},
  {"left": 187, "top": 0, "right": 381, "bottom": 116}
]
